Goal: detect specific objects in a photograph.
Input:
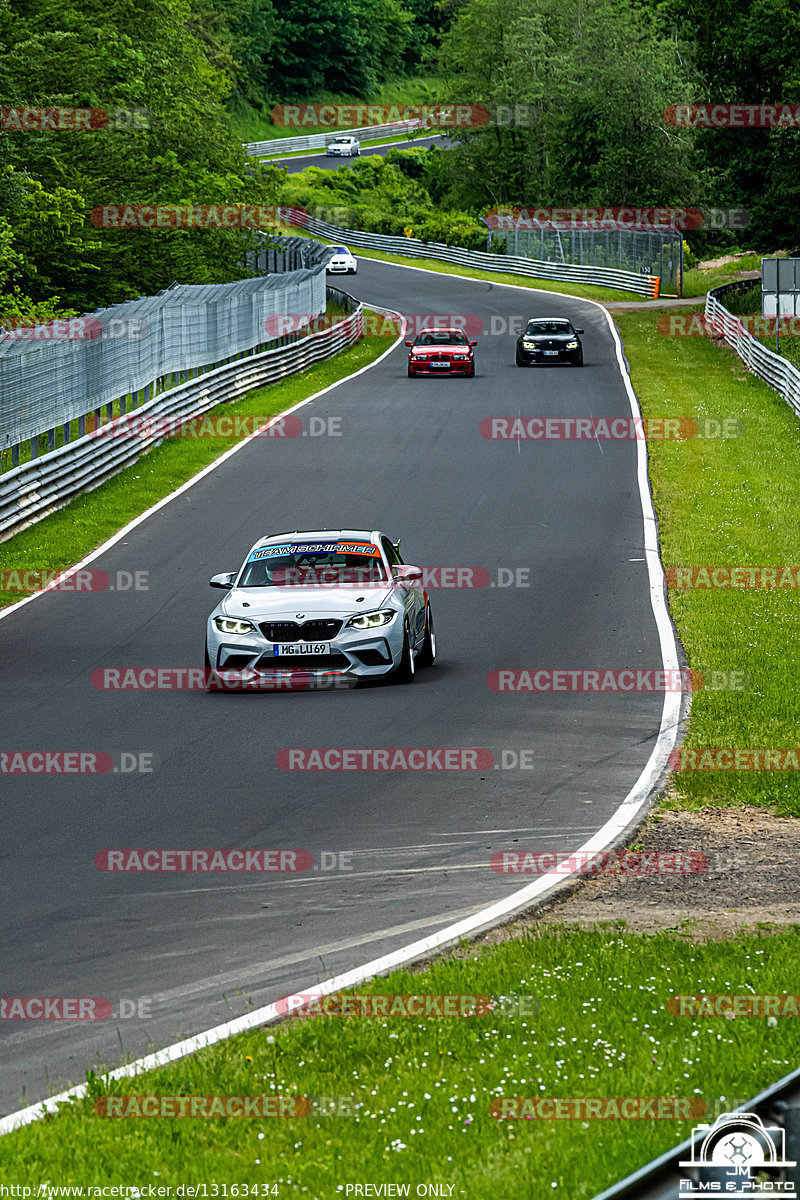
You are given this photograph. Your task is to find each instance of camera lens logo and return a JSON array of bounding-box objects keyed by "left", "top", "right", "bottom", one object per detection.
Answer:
[{"left": 679, "top": 1113, "right": 796, "bottom": 1196}]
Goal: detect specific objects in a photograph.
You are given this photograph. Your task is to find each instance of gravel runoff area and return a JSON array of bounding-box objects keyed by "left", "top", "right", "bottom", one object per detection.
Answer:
[{"left": 466, "top": 808, "right": 800, "bottom": 944}]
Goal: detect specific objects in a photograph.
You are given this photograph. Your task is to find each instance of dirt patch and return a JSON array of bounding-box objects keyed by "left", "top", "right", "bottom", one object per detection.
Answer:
[{"left": 472, "top": 808, "right": 800, "bottom": 945}]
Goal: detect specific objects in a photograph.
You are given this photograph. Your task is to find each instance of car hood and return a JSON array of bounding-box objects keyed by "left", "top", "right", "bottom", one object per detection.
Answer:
[
  {"left": 219, "top": 584, "right": 393, "bottom": 619},
  {"left": 519, "top": 332, "right": 576, "bottom": 343},
  {"left": 411, "top": 342, "right": 470, "bottom": 352}
]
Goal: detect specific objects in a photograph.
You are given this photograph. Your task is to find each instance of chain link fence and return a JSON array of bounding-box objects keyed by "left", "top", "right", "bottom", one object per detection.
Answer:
[
  {"left": 491, "top": 225, "right": 683, "bottom": 294},
  {"left": 0, "top": 236, "right": 331, "bottom": 471}
]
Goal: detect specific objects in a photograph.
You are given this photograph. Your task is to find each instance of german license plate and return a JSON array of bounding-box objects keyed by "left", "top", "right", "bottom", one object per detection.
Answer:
[
  {"left": 274, "top": 642, "right": 329, "bottom": 656},
  {"left": 544, "top": 350, "right": 559, "bottom": 356},
  {"left": 430, "top": 361, "right": 449, "bottom": 368}
]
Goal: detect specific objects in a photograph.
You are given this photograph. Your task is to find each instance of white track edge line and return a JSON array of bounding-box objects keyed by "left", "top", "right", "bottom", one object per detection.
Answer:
[{"left": 0, "top": 277, "right": 681, "bottom": 1137}]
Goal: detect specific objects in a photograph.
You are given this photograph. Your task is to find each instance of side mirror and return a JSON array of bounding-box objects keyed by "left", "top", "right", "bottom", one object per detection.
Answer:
[
  {"left": 575, "top": 329, "right": 584, "bottom": 335},
  {"left": 405, "top": 340, "right": 413, "bottom": 347},
  {"left": 210, "top": 572, "right": 235, "bottom": 589},
  {"left": 469, "top": 340, "right": 477, "bottom": 347},
  {"left": 393, "top": 564, "right": 423, "bottom": 586}
]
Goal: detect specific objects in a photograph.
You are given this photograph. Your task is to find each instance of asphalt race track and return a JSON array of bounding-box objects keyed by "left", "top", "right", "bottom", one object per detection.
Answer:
[
  {"left": 0, "top": 257, "right": 669, "bottom": 1114},
  {"left": 260, "top": 133, "right": 448, "bottom": 173}
]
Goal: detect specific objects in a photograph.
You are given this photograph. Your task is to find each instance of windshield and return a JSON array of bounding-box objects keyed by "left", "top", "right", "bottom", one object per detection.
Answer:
[
  {"left": 525, "top": 321, "right": 573, "bottom": 335},
  {"left": 414, "top": 330, "right": 467, "bottom": 346},
  {"left": 334, "top": 247, "right": 349, "bottom": 254},
  {"left": 238, "top": 541, "right": 388, "bottom": 588}
]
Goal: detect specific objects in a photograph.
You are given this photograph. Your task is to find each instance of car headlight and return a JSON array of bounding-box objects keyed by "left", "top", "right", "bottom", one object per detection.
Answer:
[
  {"left": 346, "top": 609, "right": 396, "bottom": 630},
  {"left": 452, "top": 354, "right": 467, "bottom": 360},
  {"left": 522, "top": 339, "right": 537, "bottom": 347},
  {"left": 566, "top": 340, "right": 579, "bottom": 349},
  {"left": 214, "top": 616, "right": 255, "bottom": 635}
]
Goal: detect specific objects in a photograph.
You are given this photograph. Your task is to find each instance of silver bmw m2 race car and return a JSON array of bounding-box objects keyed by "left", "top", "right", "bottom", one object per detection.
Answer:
[{"left": 205, "top": 529, "right": 435, "bottom": 690}]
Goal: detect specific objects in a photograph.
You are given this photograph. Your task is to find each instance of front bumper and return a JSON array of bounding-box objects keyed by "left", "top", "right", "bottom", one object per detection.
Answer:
[
  {"left": 326, "top": 263, "right": 352, "bottom": 273},
  {"left": 206, "top": 617, "right": 403, "bottom": 684},
  {"left": 408, "top": 357, "right": 473, "bottom": 375},
  {"left": 517, "top": 344, "right": 582, "bottom": 364}
]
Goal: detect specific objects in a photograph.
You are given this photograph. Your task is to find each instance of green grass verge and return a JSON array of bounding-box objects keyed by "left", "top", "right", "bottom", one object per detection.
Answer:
[
  {"left": 2, "top": 926, "right": 800, "bottom": 1195},
  {"left": 682, "top": 255, "right": 763, "bottom": 297},
  {"left": 616, "top": 305, "right": 800, "bottom": 810},
  {"left": 0, "top": 312, "right": 391, "bottom": 604}
]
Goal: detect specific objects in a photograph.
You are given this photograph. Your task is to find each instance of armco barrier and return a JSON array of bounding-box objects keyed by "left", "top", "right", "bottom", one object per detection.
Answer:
[
  {"left": 0, "top": 295, "right": 363, "bottom": 541},
  {"left": 282, "top": 209, "right": 661, "bottom": 297},
  {"left": 245, "top": 119, "right": 424, "bottom": 157},
  {"left": 705, "top": 279, "right": 800, "bottom": 417}
]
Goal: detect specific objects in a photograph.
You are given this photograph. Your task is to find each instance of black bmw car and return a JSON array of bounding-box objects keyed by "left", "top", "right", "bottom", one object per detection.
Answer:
[{"left": 515, "top": 318, "right": 584, "bottom": 367}]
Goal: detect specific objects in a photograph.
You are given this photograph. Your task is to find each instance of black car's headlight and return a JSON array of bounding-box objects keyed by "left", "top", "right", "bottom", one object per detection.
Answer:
[
  {"left": 566, "top": 340, "right": 579, "bottom": 349},
  {"left": 346, "top": 609, "right": 396, "bottom": 630},
  {"left": 522, "top": 339, "right": 537, "bottom": 347},
  {"left": 214, "top": 616, "right": 255, "bottom": 635}
]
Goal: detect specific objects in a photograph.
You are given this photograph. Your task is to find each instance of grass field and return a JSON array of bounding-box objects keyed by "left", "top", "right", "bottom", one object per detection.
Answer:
[
  {"left": 616, "top": 305, "right": 800, "bottom": 811},
  {"left": 2, "top": 926, "right": 799, "bottom": 1197}
]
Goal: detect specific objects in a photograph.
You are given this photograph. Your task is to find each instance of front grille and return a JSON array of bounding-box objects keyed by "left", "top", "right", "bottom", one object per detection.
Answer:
[
  {"left": 259, "top": 619, "right": 343, "bottom": 642},
  {"left": 255, "top": 652, "right": 350, "bottom": 672}
]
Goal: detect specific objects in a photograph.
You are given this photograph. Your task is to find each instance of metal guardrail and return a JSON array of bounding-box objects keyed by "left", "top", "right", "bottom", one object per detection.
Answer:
[
  {"left": 705, "top": 279, "right": 800, "bottom": 416},
  {"left": 284, "top": 209, "right": 661, "bottom": 296},
  {"left": 0, "top": 293, "right": 363, "bottom": 541},
  {"left": 592, "top": 1064, "right": 800, "bottom": 1199},
  {"left": 245, "top": 119, "right": 424, "bottom": 157}
]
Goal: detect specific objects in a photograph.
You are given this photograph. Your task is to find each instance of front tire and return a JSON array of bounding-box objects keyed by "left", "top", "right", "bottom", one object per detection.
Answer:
[
  {"left": 515, "top": 353, "right": 526, "bottom": 367},
  {"left": 417, "top": 606, "right": 436, "bottom": 668},
  {"left": 392, "top": 623, "right": 416, "bottom": 683}
]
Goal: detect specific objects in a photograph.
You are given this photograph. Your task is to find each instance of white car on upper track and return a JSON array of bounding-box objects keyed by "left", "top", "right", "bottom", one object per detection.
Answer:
[
  {"left": 205, "top": 529, "right": 435, "bottom": 690},
  {"left": 326, "top": 245, "right": 358, "bottom": 275},
  {"left": 326, "top": 136, "right": 361, "bottom": 157}
]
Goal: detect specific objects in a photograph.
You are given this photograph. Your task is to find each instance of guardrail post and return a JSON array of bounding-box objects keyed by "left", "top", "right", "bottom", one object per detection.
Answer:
[
  {"left": 30, "top": 436, "right": 38, "bottom": 460},
  {"left": 47, "top": 427, "right": 55, "bottom": 453}
]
